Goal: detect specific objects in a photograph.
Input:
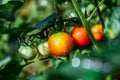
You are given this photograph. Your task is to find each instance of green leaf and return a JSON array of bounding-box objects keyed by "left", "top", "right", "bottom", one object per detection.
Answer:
[
  {"left": 0, "top": 1, "right": 23, "bottom": 20},
  {"left": 104, "top": 7, "right": 120, "bottom": 39},
  {"left": 0, "top": 60, "right": 24, "bottom": 80},
  {"left": 81, "top": 49, "right": 91, "bottom": 55},
  {"left": 0, "top": 0, "right": 24, "bottom": 5},
  {"left": 26, "top": 74, "right": 46, "bottom": 80}
]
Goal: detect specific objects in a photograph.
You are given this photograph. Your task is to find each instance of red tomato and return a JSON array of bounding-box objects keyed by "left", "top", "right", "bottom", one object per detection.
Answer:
[{"left": 71, "top": 26, "right": 91, "bottom": 47}]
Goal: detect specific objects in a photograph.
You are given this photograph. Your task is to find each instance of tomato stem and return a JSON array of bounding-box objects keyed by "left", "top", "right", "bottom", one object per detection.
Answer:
[
  {"left": 54, "top": 0, "right": 61, "bottom": 13},
  {"left": 71, "top": 0, "right": 100, "bottom": 52},
  {"left": 54, "top": 0, "right": 66, "bottom": 31},
  {"left": 94, "top": 0, "right": 105, "bottom": 28},
  {"left": 24, "top": 56, "right": 54, "bottom": 66},
  {"left": 87, "top": 0, "right": 105, "bottom": 21},
  {"left": 73, "top": 49, "right": 80, "bottom": 58}
]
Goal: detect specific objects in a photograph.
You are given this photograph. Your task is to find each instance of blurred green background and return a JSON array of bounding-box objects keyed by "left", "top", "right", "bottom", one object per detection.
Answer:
[{"left": 0, "top": 0, "right": 120, "bottom": 80}]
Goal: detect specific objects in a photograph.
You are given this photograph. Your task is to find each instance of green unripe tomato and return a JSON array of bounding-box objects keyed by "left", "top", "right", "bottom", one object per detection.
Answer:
[
  {"left": 37, "top": 40, "right": 50, "bottom": 56},
  {"left": 18, "top": 45, "right": 37, "bottom": 60}
]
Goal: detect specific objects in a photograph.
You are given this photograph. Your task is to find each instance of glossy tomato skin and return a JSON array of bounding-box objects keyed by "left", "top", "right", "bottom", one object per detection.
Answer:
[
  {"left": 48, "top": 32, "right": 74, "bottom": 56},
  {"left": 71, "top": 26, "right": 91, "bottom": 47},
  {"left": 91, "top": 24, "right": 104, "bottom": 41}
]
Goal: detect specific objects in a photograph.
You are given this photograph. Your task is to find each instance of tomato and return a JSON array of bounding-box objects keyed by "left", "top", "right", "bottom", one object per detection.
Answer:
[
  {"left": 38, "top": 39, "right": 50, "bottom": 56},
  {"left": 48, "top": 32, "right": 74, "bottom": 56},
  {"left": 71, "top": 26, "right": 91, "bottom": 47},
  {"left": 91, "top": 24, "right": 104, "bottom": 41},
  {"left": 18, "top": 45, "right": 37, "bottom": 60}
]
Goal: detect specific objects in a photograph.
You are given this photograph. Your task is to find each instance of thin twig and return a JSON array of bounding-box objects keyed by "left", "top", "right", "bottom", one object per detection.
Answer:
[
  {"left": 87, "top": 0, "right": 105, "bottom": 21},
  {"left": 23, "top": 56, "right": 53, "bottom": 66},
  {"left": 94, "top": 0, "right": 105, "bottom": 28}
]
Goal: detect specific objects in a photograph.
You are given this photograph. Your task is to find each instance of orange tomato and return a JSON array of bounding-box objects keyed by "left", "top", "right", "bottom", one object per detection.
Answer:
[
  {"left": 91, "top": 24, "right": 104, "bottom": 41},
  {"left": 71, "top": 26, "right": 91, "bottom": 47},
  {"left": 48, "top": 32, "right": 74, "bottom": 56}
]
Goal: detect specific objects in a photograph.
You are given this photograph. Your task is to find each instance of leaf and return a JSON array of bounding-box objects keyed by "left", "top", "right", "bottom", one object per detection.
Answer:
[
  {"left": 0, "top": 1, "right": 23, "bottom": 20},
  {"left": 0, "top": 0, "right": 24, "bottom": 5},
  {"left": 0, "top": 60, "right": 24, "bottom": 80},
  {"left": 0, "top": 56, "right": 11, "bottom": 67},
  {"left": 26, "top": 74, "right": 46, "bottom": 80},
  {"left": 104, "top": 7, "right": 120, "bottom": 39},
  {"left": 81, "top": 49, "right": 91, "bottom": 55}
]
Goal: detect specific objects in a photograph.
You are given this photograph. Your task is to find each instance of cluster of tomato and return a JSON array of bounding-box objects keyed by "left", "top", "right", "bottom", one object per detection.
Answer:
[
  {"left": 48, "top": 24, "right": 103, "bottom": 56},
  {"left": 19, "top": 24, "right": 103, "bottom": 60}
]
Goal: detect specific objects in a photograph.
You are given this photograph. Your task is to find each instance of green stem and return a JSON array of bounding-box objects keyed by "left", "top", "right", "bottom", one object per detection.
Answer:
[
  {"left": 71, "top": 0, "right": 100, "bottom": 51},
  {"left": 54, "top": 0, "right": 65, "bottom": 31},
  {"left": 94, "top": 0, "right": 105, "bottom": 28},
  {"left": 73, "top": 49, "right": 80, "bottom": 58},
  {"left": 54, "top": 0, "right": 61, "bottom": 13},
  {"left": 24, "top": 56, "right": 53, "bottom": 66},
  {"left": 87, "top": 0, "right": 105, "bottom": 21}
]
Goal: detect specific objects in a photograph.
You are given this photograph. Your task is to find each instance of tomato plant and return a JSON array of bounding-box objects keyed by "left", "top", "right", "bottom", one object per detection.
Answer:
[{"left": 0, "top": 0, "right": 120, "bottom": 80}]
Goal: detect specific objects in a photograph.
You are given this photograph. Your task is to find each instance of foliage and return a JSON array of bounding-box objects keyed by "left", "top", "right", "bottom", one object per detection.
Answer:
[{"left": 0, "top": 0, "right": 120, "bottom": 80}]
